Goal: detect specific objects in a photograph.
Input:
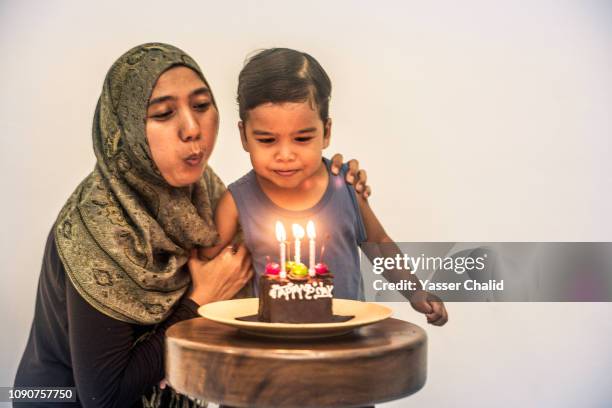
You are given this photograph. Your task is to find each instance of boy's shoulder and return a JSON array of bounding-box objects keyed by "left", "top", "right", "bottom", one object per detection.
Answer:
[
  {"left": 227, "top": 170, "right": 262, "bottom": 211},
  {"left": 216, "top": 189, "right": 238, "bottom": 214},
  {"left": 228, "top": 169, "right": 257, "bottom": 191}
]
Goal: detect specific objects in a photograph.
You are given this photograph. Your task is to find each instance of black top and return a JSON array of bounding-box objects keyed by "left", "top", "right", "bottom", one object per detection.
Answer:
[{"left": 14, "top": 228, "right": 200, "bottom": 407}]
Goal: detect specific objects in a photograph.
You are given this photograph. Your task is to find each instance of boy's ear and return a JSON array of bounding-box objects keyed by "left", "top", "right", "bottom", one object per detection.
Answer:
[
  {"left": 238, "top": 121, "right": 249, "bottom": 152},
  {"left": 322, "top": 118, "right": 332, "bottom": 149}
]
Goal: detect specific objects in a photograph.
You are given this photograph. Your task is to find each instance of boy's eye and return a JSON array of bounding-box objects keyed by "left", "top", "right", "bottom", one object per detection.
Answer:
[
  {"left": 256, "top": 138, "right": 275, "bottom": 144},
  {"left": 295, "top": 136, "right": 314, "bottom": 142},
  {"left": 194, "top": 102, "right": 211, "bottom": 111}
]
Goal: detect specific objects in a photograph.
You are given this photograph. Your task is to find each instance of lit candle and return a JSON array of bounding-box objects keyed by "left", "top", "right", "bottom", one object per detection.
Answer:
[
  {"left": 306, "top": 221, "right": 316, "bottom": 276},
  {"left": 276, "top": 221, "right": 287, "bottom": 279},
  {"left": 292, "top": 224, "right": 305, "bottom": 264}
]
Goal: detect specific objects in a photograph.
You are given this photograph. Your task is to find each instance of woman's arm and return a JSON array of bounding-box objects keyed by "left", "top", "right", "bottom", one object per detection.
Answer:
[
  {"left": 66, "top": 231, "right": 252, "bottom": 407},
  {"left": 66, "top": 279, "right": 199, "bottom": 408},
  {"left": 187, "top": 243, "right": 252, "bottom": 306}
]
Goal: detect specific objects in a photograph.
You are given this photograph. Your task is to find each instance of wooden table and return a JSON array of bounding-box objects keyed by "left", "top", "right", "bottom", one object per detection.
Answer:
[{"left": 166, "top": 318, "right": 427, "bottom": 408}]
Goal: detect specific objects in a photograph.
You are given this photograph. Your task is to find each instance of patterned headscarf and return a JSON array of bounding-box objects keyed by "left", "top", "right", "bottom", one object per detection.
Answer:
[{"left": 55, "top": 43, "right": 225, "bottom": 324}]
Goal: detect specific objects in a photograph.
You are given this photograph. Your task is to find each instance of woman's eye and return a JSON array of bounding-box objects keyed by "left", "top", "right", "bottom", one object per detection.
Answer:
[{"left": 151, "top": 110, "right": 173, "bottom": 120}]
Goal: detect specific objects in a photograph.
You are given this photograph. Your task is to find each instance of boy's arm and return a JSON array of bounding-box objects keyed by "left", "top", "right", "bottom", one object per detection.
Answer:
[
  {"left": 356, "top": 194, "right": 448, "bottom": 325},
  {"left": 199, "top": 191, "right": 240, "bottom": 260},
  {"left": 355, "top": 194, "right": 421, "bottom": 293}
]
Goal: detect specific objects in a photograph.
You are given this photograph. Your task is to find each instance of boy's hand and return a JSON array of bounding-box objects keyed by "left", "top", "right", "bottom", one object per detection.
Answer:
[
  {"left": 330, "top": 153, "right": 371, "bottom": 198},
  {"left": 409, "top": 290, "right": 449, "bottom": 326}
]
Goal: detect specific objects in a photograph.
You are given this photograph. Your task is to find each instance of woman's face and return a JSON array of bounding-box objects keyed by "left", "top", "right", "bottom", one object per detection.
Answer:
[{"left": 146, "top": 66, "right": 219, "bottom": 187}]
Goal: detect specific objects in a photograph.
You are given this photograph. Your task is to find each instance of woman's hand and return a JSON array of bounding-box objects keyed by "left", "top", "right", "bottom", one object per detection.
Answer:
[
  {"left": 187, "top": 245, "right": 252, "bottom": 306},
  {"left": 330, "top": 153, "right": 372, "bottom": 198},
  {"left": 409, "top": 290, "right": 449, "bottom": 326}
]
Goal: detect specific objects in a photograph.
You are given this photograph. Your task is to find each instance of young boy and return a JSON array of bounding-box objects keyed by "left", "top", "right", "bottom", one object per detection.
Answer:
[{"left": 202, "top": 48, "right": 447, "bottom": 325}]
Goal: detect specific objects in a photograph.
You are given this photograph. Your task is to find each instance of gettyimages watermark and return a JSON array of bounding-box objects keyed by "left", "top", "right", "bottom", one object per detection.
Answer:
[{"left": 360, "top": 243, "right": 612, "bottom": 302}]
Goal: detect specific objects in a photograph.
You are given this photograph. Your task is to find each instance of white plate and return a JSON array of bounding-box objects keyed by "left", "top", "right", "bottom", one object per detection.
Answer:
[{"left": 198, "top": 298, "right": 392, "bottom": 339}]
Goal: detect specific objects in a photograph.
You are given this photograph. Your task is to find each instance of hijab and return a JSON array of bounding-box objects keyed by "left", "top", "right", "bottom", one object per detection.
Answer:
[{"left": 54, "top": 43, "right": 225, "bottom": 324}]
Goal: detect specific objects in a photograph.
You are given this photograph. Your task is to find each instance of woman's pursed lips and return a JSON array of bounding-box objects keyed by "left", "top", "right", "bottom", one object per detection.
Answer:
[{"left": 184, "top": 152, "right": 204, "bottom": 166}]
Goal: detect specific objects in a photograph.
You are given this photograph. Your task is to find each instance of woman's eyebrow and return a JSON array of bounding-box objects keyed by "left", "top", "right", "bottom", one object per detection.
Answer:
[
  {"left": 148, "top": 87, "right": 209, "bottom": 107},
  {"left": 148, "top": 95, "right": 174, "bottom": 106}
]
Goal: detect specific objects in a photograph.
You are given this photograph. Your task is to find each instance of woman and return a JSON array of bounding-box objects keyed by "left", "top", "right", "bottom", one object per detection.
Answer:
[{"left": 14, "top": 43, "right": 371, "bottom": 407}]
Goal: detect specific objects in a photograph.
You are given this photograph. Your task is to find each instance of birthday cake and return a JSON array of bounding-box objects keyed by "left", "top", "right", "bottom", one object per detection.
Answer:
[
  {"left": 237, "top": 261, "right": 353, "bottom": 323},
  {"left": 259, "top": 262, "right": 347, "bottom": 323},
  {"left": 237, "top": 221, "right": 354, "bottom": 324}
]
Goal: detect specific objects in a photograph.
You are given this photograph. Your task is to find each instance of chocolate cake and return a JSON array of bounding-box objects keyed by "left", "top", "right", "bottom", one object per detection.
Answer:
[
  {"left": 237, "top": 262, "right": 354, "bottom": 324},
  {"left": 257, "top": 274, "right": 335, "bottom": 323}
]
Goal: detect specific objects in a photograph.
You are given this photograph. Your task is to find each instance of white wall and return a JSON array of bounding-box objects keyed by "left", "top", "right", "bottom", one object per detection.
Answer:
[{"left": 1, "top": 0, "right": 611, "bottom": 406}]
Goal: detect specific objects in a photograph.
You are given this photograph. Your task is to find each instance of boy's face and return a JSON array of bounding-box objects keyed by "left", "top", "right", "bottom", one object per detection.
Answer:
[{"left": 239, "top": 101, "right": 331, "bottom": 190}]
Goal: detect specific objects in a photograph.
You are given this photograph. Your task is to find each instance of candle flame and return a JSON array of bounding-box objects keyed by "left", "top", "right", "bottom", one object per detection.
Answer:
[
  {"left": 275, "top": 221, "right": 286, "bottom": 241},
  {"left": 292, "top": 223, "right": 305, "bottom": 239},
  {"left": 306, "top": 220, "right": 316, "bottom": 239}
]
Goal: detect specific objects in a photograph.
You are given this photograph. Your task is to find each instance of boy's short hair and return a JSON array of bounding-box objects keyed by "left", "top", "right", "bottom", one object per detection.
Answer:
[{"left": 237, "top": 48, "right": 331, "bottom": 122}]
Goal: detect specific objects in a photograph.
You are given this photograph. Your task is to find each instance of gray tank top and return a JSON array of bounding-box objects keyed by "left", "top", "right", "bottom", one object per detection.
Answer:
[{"left": 228, "top": 158, "right": 367, "bottom": 300}]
